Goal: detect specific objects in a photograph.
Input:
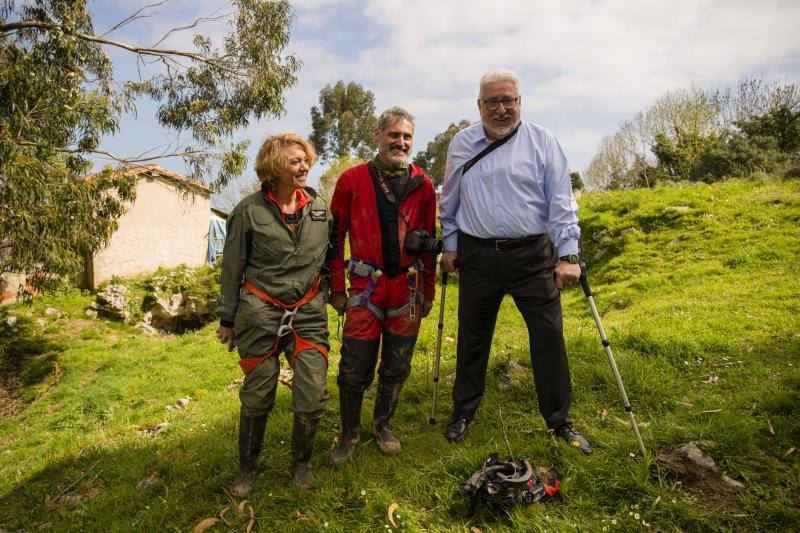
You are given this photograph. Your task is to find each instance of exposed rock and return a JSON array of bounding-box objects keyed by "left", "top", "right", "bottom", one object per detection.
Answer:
[
  {"left": 36, "top": 318, "right": 47, "bottom": 327},
  {"left": 137, "top": 472, "right": 160, "bottom": 492},
  {"left": 138, "top": 422, "right": 170, "bottom": 438},
  {"left": 85, "top": 308, "right": 98, "bottom": 319},
  {"left": 134, "top": 321, "right": 159, "bottom": 336},
  {"left": 143, "top": 293, "right": 216, "bottom": 333},
  {"left": 91, "top": 285, "right": 131, "bottom": 322},
  {"left": 44, "top": 307, "right": 60, "bottom": 317},
  {"left": 654, "top": 442, "right": 745, "bottom": 493},
  {"left": 5, "top": 316, "right": 17, "bottom": 327},
  {"left": 175, "top": 397, "right": 191, "bottom": 408}
]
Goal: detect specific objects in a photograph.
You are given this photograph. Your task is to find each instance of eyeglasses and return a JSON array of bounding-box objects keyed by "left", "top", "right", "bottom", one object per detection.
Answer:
[{"left": 481, "top": 97, "right": 519, "bottom": 110}]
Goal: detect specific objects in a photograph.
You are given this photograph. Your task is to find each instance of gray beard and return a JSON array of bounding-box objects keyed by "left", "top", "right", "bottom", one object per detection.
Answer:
[{"left": 483, "top": 119, "right": 520, "bottom": 139}]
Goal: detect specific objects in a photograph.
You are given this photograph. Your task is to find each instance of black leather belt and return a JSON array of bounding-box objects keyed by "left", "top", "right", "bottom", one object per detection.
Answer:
[{"left": 464, "top": 233, "right": 545, "bottom": 251}]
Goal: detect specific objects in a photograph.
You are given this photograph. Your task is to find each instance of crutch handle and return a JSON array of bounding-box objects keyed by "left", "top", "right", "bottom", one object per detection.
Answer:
[{"left": 579, "top": 265, "right": 591, "bottom": 297}]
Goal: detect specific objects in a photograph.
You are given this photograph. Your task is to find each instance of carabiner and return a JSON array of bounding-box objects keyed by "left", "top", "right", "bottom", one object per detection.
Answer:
[{"left": 276, "top": 307, "right": 298, "bottom": 337}]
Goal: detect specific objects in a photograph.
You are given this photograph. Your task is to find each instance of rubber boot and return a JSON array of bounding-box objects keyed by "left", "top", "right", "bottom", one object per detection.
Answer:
[
  {"left": 291, "top": 413, "right": 321, "bottom": 489},
  {"left": 230, "top": 410, "right": 268, "bottom": 497},
  {"left": 373, "top": 381, "right": 403, "bottom": 456},
  {"left": 330, "top": 391, "right": 363, "bottom": 466}
]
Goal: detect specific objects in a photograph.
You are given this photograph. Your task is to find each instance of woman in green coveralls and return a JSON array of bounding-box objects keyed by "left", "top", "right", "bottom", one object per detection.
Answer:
[{"left": 216, "top": 133, "right": 332, "bottom": 493}]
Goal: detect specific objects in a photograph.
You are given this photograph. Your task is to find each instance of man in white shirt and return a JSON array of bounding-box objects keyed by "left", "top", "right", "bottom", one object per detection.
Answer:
[{"left": 439, "top": 67, "right": 591, "bottom": 454}]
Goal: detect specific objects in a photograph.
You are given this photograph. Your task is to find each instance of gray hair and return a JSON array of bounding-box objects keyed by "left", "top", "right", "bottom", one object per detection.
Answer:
[
  {"left": 376, "top": 106, "right": 415, "bottom": 130},
  {"left": 479, "top": 68, "right": 521, "bottom": 97}
]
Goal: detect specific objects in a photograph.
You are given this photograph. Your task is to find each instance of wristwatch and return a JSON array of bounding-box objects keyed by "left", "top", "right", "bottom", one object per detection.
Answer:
[{"left": 559, "top": 252, "right": 581, "bottom": 264}]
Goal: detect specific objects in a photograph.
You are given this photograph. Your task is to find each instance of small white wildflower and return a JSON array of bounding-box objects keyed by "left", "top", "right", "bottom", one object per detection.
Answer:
[
  {"left": 611, "top": 519, "right": 617, "bottom": 525},
  {"left": 602, "top": 528, "right": 607, "bottom": 532},
  {"left": 324, "top": 522, "right": 329, "bottom": 528},
  {"left": 672, "top": 499, "right": 676, "bottom": 504},
  {"left": 634, "top": 513, "right": 640, "bottom": 520},
  {"left": 629, "top": 452, "right": 635, "bottom": 457},
  {"left": 360, "top": 489, "right": 366, "bottom": 496},
  {"left": 629, "top": 512, "right": 633, "bottom": 516}
]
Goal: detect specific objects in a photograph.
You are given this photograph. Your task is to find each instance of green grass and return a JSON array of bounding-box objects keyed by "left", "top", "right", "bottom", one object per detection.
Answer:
[{"left": 1, "top": 177, "right": 799, "bottom": 531}]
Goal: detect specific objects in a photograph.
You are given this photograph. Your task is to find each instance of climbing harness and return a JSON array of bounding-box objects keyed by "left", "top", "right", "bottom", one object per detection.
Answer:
[
  {"left": 344, "top": 257, "right": 424, "bottom": 321},
  {"left": 237, "top": 277, "right": 329, "bottom": 376}
]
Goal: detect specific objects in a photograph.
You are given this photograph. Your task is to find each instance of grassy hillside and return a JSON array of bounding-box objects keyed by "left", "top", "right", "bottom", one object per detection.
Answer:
[{"left": 1, "top": 176, "right": 798, "bottom": 531}]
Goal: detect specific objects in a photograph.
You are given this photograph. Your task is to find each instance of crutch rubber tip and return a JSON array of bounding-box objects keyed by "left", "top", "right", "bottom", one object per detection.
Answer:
[{"left": 429, "top": 417, "right": 436, "bottom": 425}]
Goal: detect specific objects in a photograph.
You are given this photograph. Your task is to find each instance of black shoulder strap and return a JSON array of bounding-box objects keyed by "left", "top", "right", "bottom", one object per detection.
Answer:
[{"left": 461, "top": 121, "right": 521, "bottom": 176}]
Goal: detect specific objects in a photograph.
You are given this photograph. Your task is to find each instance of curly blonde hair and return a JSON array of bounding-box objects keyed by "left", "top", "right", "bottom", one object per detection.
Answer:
[{"left": 254, "top": 133, "right": 317, "bottom": 189}]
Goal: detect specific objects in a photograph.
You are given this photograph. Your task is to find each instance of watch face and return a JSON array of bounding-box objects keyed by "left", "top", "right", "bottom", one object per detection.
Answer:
[{"left": 568, "top": 253, "right": 580, "bottom": 264}]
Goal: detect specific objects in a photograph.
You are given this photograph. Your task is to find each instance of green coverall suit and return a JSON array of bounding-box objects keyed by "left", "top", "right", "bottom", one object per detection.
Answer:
[{"left": 218, "top": 185, "right": 332, "bottom": 489}]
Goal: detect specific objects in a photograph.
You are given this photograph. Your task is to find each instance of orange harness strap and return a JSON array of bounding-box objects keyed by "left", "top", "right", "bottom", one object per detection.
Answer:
[{"left": 238, "top": 278, "right": 329, "bottom": 375}]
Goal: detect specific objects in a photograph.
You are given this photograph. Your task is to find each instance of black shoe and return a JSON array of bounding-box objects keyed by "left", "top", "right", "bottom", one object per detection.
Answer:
[
  {"left": 445, "top": 416, "right": 469, "bottom": 443},
  {"left": 553, "top": 423, "right": 593, "bottom": 455}
]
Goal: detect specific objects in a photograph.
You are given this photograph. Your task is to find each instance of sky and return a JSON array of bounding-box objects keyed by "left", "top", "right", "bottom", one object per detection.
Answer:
[{"left": 89, "top": 0, "right": 800, "bottom": 206}]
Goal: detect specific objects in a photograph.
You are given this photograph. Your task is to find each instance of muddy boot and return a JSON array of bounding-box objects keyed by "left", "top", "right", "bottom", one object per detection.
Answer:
[
  {"left": 230, "top": 410, "right": 268, "bottom": 497},
  {"left": 291, "top": 413, "right": 321, "bottom": 489},
  {"left": 330, "top": 391, "right": 363, "bottom": 466},
  {"left": 373, "top": 381, "right": 403, "bottom": 456}
]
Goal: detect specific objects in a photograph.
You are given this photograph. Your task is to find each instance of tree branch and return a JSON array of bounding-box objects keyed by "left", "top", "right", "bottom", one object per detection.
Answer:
[
  {"left": 151, "top": 9, "right": 231, "bottom": 48},
  {"left": 99, "top": 0, "right": 170, "bottom": 38},
  {"left": 17, "top": 140, "right": 207, "bottom": 165},
  {"left": 0, "top": 20, "right": 236, "bottom": 73}
]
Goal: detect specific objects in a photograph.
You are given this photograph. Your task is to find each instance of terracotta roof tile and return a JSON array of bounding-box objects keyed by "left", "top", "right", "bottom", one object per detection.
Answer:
[{"left": 86, "top": 164, "right": 214, "bottom": 194}]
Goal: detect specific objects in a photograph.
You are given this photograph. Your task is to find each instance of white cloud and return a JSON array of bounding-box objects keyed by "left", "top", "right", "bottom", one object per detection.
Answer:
[{"left": 94, "top": 0, "right": 800, "bottom": 178}]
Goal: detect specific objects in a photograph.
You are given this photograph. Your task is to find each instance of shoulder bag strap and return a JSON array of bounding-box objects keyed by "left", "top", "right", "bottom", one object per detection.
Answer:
[{"left": 461, "top": 121, "right": 522, "bottom": 176}]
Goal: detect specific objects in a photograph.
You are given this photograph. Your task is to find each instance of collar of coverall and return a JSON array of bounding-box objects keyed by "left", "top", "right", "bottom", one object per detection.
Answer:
[{"left": 264, "top": 187, "right": 311, "bottom": 213}]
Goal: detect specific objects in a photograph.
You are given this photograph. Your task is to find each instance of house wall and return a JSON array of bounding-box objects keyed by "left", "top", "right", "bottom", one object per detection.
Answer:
[
  {"left": 91, "top": 178, "right": 210, "bottom": 287},
  {"left": 0, "top": 272, "right": 28, "bottom": 303}
]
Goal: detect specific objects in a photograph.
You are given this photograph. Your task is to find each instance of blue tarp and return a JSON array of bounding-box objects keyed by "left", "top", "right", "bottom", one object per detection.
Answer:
[{"left": 208, "top": 217, "right": 226, "bottom": 264}]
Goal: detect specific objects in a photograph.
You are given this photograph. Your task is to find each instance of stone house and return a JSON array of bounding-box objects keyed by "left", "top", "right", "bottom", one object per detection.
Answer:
[{"left": 80, "top": 165, "right": 219, "bottom": 290}]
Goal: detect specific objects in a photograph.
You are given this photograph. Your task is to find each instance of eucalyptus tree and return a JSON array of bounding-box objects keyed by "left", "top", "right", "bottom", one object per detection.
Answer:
[
  {"left": 412, "top": 119, "right": 471, "bottom": 186},
  {"left": 309, "top": 80, "right": 377, "bottom": 163},
  {"left": 0, "top": 0, "right": 300, "bottom": 294}
]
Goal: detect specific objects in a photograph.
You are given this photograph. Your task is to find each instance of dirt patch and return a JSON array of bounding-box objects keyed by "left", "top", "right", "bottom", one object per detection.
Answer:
[
  {"left": 653, "top": 442, "right": 744, "bottom": 508},
  {"left": 498, "top": 358, "right": 528, "bottom": 392},
  {"left": 0, "top": 373, "right": 24, "bottom": 417}
]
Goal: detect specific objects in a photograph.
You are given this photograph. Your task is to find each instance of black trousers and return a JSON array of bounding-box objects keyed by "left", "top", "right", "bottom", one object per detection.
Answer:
[{"left": 451, "top": 232, "right": 573, "bottom": 429}]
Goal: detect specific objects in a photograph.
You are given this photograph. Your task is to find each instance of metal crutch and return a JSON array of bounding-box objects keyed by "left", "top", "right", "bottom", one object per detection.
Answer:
[
  {"left": 429, "top": 271, "right": 448, "bottom": 425},
  {"left": 579, "top": 265, "right": 647, "bottom": 457}
]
